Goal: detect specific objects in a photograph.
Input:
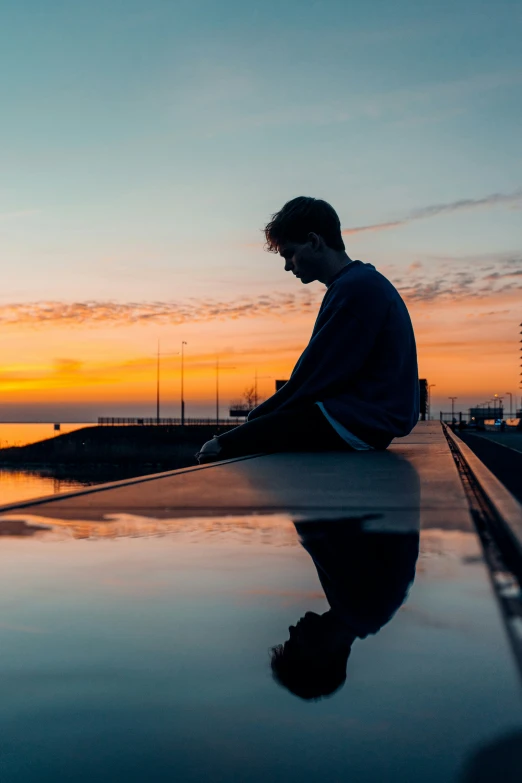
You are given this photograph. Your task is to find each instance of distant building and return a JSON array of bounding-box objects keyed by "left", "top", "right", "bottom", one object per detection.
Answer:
[
  {"left": 419, "top": 379, "right": 428, "bottom": 421},
  {"left": 469, "top": 406, "right": 504, "bottom": 425},
  {"left": 229, "top": 403, "right": 253, "bottom": 419}
]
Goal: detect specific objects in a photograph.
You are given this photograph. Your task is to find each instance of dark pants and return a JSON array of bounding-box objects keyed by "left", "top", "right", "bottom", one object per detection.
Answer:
[{"left": 217, "top": 404, "right": 352, "bottom": 459}]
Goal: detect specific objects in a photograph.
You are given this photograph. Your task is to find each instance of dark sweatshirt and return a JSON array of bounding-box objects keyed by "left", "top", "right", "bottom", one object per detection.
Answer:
[
  {"left": 248, "top": 261, "right": 419, "bottom": 449},
  {"left": 296, "top": 519, "right": 420, "bottom": 639}
]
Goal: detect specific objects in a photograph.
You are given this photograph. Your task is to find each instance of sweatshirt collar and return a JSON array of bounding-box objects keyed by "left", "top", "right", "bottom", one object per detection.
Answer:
[{"left": 327, "top": 259, "right": 361, "bottom": 287}]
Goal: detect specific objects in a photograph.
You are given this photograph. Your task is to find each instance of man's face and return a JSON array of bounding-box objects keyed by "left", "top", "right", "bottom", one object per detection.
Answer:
[
  {"left": 279, "top": 236, "right": 325, "bottom": 284},
  {"left": 284, "top": 611, "right": 336, "bottom": 659}
]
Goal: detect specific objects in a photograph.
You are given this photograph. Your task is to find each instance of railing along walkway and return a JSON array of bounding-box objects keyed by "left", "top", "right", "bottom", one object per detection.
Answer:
[{"left": 97, "top": 416, "right": 240, "bottom": 426}]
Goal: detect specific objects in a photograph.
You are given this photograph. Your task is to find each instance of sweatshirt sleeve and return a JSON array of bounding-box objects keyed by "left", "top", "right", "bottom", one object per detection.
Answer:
[{"left": 248, "top": 275, "right": 391, "bottom": 420}]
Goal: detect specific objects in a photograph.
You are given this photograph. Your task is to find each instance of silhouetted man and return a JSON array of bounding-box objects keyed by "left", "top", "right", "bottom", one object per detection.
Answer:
[
  {"left": 197, "top": 197, "right": 419, "bottom": 462},
  {"left": 271, "top": 517, "right": 420, "bottom": 700}
]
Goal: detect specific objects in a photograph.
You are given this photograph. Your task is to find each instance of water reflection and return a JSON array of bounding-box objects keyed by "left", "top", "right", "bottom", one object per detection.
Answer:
[
  {"left": 272, "top": 515, "right": 420, "bottom": 700},
  {"left": 0, "top": 517, "right": 51, "bottom": 536},
  {"left": 0, "top": 468, "right": 86, "bottom": 505},
  {"left": 0, "top": 464, "right": 170, "bottom": 506}
]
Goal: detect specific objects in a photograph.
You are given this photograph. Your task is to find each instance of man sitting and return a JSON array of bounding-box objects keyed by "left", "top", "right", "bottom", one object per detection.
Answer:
[{"left": 197, "top": 196, "right": 419, "bottom": 463}]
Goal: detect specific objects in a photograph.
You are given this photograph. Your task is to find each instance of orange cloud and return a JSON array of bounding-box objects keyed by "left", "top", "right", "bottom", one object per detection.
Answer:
[
  {"left": 0, "top": 292, "right": 323, "bottom": 329},
  {"left": 1, "top": 251, "right": 520, "bottom": 413},
  {"left": 1, "top": 254, "right": 520, "bottom": 331}
]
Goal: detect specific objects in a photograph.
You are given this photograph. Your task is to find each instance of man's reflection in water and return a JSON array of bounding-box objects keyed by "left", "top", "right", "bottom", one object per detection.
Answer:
[{"left": 271, "top": 516, "right": 420, "bottom": 700}]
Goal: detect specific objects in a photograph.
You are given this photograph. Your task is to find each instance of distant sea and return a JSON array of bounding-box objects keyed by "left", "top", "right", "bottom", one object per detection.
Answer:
[
  {"left": 0, "top": 423, "right": 136, "bottom": 506},
  {"left": 0, "top": 467, "right": 87, "bottom": 506}
]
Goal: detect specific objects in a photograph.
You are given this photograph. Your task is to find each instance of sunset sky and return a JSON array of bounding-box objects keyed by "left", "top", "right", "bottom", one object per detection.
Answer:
[{"left": 1, "top": 0, "right": 521, "bottom": 420}]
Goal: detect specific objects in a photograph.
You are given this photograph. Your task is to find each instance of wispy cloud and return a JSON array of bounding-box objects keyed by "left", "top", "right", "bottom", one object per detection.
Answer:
[
  {"left": 0, "top": 255, "right": 520, "bottom": 328},
  {"left": 0, "top": 209, "right": 39, "bottom": 222},
  {"left": 0, "top": 291, "right": 322, "bottom": 328},
  {"left": 476, "top": 310, "right": 511, "bottom": 318},
  {"left": 189, "top": 67, "right": 522, "bottom": 136},
  {"left": 390, "top": 255, "right": 522, "bottom": 304},
  {"left": 343, "top": 189, "right": 522, "bottom": 236},
  {"left": 343, "top": 220, "right": 405, "bottom": 236},
  {"left": 482, "top": 269, "right": 522, "bottom": 281}
]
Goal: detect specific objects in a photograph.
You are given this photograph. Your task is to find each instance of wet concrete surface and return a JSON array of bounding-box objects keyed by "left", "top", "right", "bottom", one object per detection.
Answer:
[{"left": 0, "top": 423, "right": 520, "bottom": 782}]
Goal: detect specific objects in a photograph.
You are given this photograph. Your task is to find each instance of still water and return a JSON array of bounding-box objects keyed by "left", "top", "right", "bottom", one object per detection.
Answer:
[
  {"left": 0, "top": 468, "right": 87, "bottom": 505},
  {"left": 0, "top": 424, "right": 151, "bottom": 505},
  {"left": 0, "top": 465, "right": 166, "bottom": 506},
  {"left": 0, "top": 512, "right": 520, "bottom": 782}
]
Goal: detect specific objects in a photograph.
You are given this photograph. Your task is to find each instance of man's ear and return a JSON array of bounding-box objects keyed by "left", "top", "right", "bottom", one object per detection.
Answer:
[{"left": 308, "top": 232, "right": 322, "bottom": 251}]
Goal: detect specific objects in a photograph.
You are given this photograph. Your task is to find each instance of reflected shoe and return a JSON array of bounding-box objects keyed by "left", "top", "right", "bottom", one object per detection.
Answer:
[{"left": 195, "top": 436, "right": 223, "bottom": 464}]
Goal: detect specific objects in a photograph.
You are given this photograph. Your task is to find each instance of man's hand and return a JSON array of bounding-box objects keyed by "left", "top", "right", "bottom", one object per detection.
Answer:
[{"left": 195, "top": 436, "right": 222, "bottom": 464}]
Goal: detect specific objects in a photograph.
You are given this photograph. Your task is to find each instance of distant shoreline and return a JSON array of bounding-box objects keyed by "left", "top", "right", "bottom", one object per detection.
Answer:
[
  {"left": 0, "top": 421, "right": 96, "bottom": 424},
  {"left": 0, "top": 424, "right": 235, "bottom": 467}
]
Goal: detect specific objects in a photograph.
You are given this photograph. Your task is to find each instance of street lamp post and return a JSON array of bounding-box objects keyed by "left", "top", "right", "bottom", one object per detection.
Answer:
[
  {"left": 156, "top": 340, "right": 160, "bottom": 425},
  {"left": 181, "top": 341, "right": 187, "bottom": 426},
  {"left": 505, "top": 392, "right": 513, "bottom": 418},
  {"left": 448, "top": 397, "right": 457, "bottom": 421},
  {"left": 216, "top": 356, "right": 219, "bottom": 427},
  {"left": 253, "top": 370, "right": 272, "bottom": 408},
  {"left": 428, "top": 384, "right": 436, "bottom": 420},
  {"left": 215, "top": 357, "right": 237, "bottom": 426},
  {"left": 156, "top": 342, "right": 179, "bottom": 425}
]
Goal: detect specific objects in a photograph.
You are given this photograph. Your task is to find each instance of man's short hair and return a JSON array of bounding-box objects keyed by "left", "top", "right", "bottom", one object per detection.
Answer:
[
  {"left": 264, "top": 196, "right": 345, "bottom": 254},
  {"left": 270, "top": 643, "right": 350, "bottom": 701}
]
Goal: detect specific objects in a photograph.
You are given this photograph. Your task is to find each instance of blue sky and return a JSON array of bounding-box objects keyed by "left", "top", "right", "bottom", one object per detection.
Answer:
[{"left": 0, "top": 0, "right": 521, "bottom": 417}]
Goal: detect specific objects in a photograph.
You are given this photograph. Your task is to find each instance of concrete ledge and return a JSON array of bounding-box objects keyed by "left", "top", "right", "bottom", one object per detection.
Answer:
[
  {"left": 0, "top": 453, "right": 263, "bottom": 514},
  {"left": 445, "top": 425, "right": 522, "bottom": 562},
  {"left": 456, "top": 431, "right": 522, "bottom": 504},
  {"left": 0, "top": 423, "right": 473, "bottom": 535}
]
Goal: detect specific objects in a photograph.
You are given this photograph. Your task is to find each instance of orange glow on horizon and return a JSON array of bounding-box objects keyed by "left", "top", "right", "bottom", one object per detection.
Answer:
[{"left": 0, "top": 287, "right": 519, "bottom": 413}]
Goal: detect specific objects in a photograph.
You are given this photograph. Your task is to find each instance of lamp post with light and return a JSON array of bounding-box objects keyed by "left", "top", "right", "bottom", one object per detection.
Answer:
[
  {"left": 505, "top": 392, "right": 513, "bottom": 417},
  {"left": 156, "top": 341, "right": 179, "bottom": 424},
  {"left": 448, "top": 397, "right": 457, "bottom": 421},
  {"left": 156, "top": 341, "right": 160, "bottom": 425},
  {"left": 181, "top": 341, "right": 187, "bottom": 426},
  {"left": 253, "top": 370, "right": 272, "bottom": 408},
  {"left": 215, "top": 356, "right": 236, "bottom": 427},
  {"left": 428, "top": 384, "right": 436, "bottom": 420}
]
